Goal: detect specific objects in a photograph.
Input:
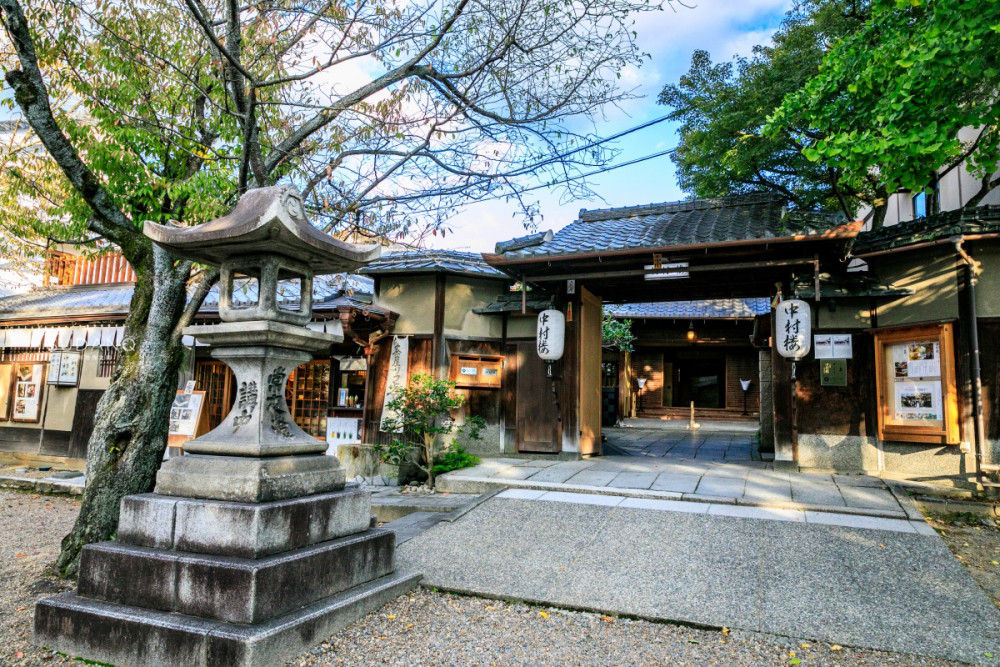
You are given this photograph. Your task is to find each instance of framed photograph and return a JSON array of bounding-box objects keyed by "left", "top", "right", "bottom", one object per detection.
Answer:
[
  {"left": 167, "top": 390, "right": 206, "bottom": 439},
  {"left": 12, "top": 362, "right": 46, "bottom": 423},
  {"left": 874, "top": 323, "right": 958, "bottom": 445}
]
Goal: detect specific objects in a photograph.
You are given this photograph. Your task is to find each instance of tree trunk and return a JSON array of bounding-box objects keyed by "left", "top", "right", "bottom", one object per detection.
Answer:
[{"left": 55, "top": 246, "right": 189, "bottom": 577}]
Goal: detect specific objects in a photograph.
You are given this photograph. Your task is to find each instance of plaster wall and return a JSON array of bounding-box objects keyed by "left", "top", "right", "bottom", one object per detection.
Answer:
[
  {"left": 870, "top": 248, "right": 959, "bottom": 326},
  {"left": 376, "top": 276, "right": 436, "bottom": 334},
  {"left": 80, "top": 348, "right": 112, "bottom": 391},
  {"left": 814, "top": 300, "right": 871, "bottom": 330},
  {"left": 42, "top": 388, "right": 76, "bottom": 430},
  {"left": 506, "top": 315, "right": 536, "bottom": 339},
  {"left": 442, "top": 277, "right": 505, "bottom": 338},
  {"left": 969, "top": 244, "right": 1000, "bottom": 318}
]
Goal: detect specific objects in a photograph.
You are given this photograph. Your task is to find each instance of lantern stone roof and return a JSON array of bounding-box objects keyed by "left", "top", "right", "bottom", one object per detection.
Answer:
[
  {"left": 360, "top": 250, "right": 506, "bottom": 279},
  {"left": 143, "top": 186, "right": 381, "bottom": 273},
  {"left": 604, "top": 298, "right": 771, "bottom": 320}
]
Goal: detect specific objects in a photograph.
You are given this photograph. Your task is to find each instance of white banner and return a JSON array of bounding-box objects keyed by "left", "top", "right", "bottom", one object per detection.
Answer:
[{"left": 380, "top": 336, "right": 408, "bottom": 431}]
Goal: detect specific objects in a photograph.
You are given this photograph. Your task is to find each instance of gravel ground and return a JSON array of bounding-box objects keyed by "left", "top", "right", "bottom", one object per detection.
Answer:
[
  {"left": 0, "top": 464, "right": 77, "bottom": 481},
  {"left": 0, "top": 489, "right": 986, "bottom": 667},
  {"left": 928, "top": 513, "right": 1000, "bottom": 610},
  {"left": 1, "top": 490, "right": 77, "bottom": 667}
]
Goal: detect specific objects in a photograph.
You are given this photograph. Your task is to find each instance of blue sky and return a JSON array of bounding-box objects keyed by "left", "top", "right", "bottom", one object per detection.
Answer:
[
  {"left": 1, "top": 1, "right": 793, "bottom": 252},
  {"left": 426, "top": 0, "right": 795, "bottom": 252}
]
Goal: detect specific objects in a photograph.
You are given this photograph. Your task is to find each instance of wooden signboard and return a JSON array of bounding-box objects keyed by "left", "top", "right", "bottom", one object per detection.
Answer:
[
  {"left": 873, "top": 323, "right": 959, "bottom": 445},
  {"left": 167, "top": 389, "right": 210, "bottom": 453}
]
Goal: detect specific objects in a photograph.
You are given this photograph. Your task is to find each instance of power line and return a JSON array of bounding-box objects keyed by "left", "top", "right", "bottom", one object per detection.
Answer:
[
  {"left": 516, "top": 146, "right": 677, "bottom": 195},
  {"left": 512, "top": 113, "right": 675, "bottom": 176}
]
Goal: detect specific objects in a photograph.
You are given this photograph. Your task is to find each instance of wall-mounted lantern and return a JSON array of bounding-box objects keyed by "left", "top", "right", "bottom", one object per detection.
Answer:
[{"left": 686, "top": 321, "right": 696, "bottom": 341}]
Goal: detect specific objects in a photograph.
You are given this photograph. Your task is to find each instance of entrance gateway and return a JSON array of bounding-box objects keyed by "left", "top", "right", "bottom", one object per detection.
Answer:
[{"left": 482, "top": 193, "right": 867, "bottom": 462}]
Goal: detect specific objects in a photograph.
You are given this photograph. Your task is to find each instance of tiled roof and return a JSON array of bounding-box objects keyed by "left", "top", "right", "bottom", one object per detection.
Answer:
[
  {"left": 473, "top": 293, "right": 552, "bottom": 314},
  {"left": 492, "top": 193, "right": 819, "bottom": 260},
  {"left": 854, "top": 206, "right": 1000, "bottom": 255},
  {"left": 360, "top": 250, "right": 506, "bottom": 278},
  {"left": 604, "top": 298, "right": 770, "bottom": 320},
  {"left": 0, "top": 274, "right": 378, "bottom": 322}
]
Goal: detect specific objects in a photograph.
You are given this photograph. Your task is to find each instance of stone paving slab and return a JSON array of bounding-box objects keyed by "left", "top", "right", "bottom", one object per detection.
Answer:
[{"left": 399, "top": 497, "right": 1000, "bottom": 664}]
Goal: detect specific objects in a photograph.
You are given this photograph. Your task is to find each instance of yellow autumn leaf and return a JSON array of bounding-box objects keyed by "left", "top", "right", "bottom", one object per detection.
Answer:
[
  {"left": 722, "top": 627, "right": 730, "bottom": 636},
  {"left": 830, "top": 645, "right": 843, "bottom": 651},
  {"left": 387, "top": 615, "right": 396, "bottom": 620},
  {"left": 539, "top": 611, "right": 548, "bottom": 618},
  {"left": 991, "top": 561, "right": 999, "bottom": 566},
  {"left": 800, "top": 644, "right": 810, "bottom": 648}
]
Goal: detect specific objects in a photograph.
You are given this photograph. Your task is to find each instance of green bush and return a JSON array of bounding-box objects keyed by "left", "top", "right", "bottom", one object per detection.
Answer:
[{"left": 432, "top": 446, "right": 480, "bottom": 476}]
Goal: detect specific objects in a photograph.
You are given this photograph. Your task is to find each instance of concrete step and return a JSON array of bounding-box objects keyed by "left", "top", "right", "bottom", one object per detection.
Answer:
[{"left": 35, "top": 570, "right": 421, "bottom": 667}]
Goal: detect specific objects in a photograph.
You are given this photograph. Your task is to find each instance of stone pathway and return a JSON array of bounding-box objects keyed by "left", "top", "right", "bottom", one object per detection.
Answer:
[
  {"left": 398, "top": 493, "right": 1000, "bottom": 665},
  {"left": 604, "top": 427, "right": 760, "bottom": 461},
  {"left": 439, "top": 429, "right": 908, "bottom": 519}
]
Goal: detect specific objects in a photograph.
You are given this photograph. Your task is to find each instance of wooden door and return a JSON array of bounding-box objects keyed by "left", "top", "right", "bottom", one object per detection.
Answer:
[
  {"left": 662, "top": 360, "right": 674, "bottom": 407},
  {"left": 579, "top": 288, "right": 602, "bottom": 456},
  {"left": 514, "top": 342, "right": 561, "bottom": 453}
]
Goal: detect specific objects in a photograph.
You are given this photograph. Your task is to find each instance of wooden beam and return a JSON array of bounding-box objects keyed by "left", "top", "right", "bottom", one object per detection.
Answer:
[{"left": 529, "top": 258, "right": 815, "bottom": 283}]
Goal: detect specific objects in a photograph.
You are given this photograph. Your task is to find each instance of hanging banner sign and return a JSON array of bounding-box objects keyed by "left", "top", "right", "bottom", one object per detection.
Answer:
[
  {"left": 380, "top": 336, "right": 409, "bottom": 430},
  {"left": 775, "top": 299, "right": 811, "bottom": 360}
]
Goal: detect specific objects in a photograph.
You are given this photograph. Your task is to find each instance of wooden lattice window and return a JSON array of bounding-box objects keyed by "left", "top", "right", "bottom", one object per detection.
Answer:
[
  {"left": 286, "top": 360, "right": 330, "bottom": 438},
  {"left": 194, "top": 360, "right": 236, "bottom": 431},
  {"left": 98, "top": 348, "right": 120, "bottom": 377}
]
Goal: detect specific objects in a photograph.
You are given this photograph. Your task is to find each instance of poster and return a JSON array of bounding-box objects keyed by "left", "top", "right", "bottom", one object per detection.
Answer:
[
  {"left": 893, "top": 381, "right": 942, "bottom": 422},
  {"left": 892, "top": 341, "right": 940, "bottom": 378},
  {"left": 12, "top": 363, "right": 44, "bottom": 422},
  {"left": 168, "top": 391, "right": 204, "bottom": 437},
  {"left": 380, "top": 336, "right": 408, "bottom": 431}
]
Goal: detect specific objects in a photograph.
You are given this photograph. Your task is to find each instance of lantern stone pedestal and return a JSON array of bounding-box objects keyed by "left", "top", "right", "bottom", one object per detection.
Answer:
[{"left": 33, "top": 187, "right": 417, "bottom": 666}]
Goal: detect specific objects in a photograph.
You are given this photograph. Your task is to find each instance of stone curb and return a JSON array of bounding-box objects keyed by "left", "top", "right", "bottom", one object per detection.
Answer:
[
  {"left": 885, "top": 482, "right": 928, "bottom": 522},
  {"left": 913, "top": 495, "right": 1000, "bottom": 520},
  {"left": 0, "top": 475, "right": 85, "bottom": 496},
  {"left": 436, "top": 475, "right": 909, "bottom": 520}
]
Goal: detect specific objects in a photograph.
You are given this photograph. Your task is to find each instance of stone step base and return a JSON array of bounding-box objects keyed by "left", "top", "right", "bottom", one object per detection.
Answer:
[
  {"left": 118, "top": 488, "right": 371, "bottom": 558},
  {"left": 35, "top": 570, "right": 421, "bottom": 667},
  {"left": 79, "top": 528, "right": 396, "bottom": 624}
]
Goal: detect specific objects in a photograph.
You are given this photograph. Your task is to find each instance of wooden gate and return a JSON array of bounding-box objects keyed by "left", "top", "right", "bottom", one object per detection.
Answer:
[{"left": 509, "top": 341, "right": 561, "bottom": 453}]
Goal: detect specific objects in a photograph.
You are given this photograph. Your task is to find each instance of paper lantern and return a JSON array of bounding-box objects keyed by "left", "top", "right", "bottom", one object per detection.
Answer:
[
  {"left": 775, "top": 299, "right": 812, "bottom": 359},
  {"left": 536, "top": 309, "right": 565, "bottom": 361}
]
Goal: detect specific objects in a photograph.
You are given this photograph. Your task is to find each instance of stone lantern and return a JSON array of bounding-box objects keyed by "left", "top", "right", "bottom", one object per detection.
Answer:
[{"left": 35, "top": 186, "right": 420, "bottom": 666}]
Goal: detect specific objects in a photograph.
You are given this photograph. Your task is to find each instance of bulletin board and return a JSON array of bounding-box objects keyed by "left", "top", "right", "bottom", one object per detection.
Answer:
[
  {"left": 167, "top": 390, "right": 210, "bottom": 451},
  {"left": 11, "top": 362, "right": 46, "bottom": 423},
  {"left": 873, "top": 323, "right": 959, "bottom": 445}
]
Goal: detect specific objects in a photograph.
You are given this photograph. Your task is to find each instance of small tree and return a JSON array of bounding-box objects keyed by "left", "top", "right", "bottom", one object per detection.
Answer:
[
  {"left": 380, "top": 374, "right": 464, "bottom": 488},
  {"left": 602, "top": 313, "right": 636, "bottom": 352}
]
